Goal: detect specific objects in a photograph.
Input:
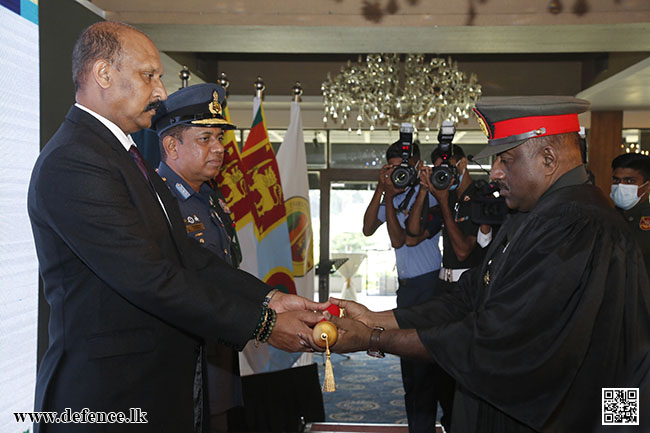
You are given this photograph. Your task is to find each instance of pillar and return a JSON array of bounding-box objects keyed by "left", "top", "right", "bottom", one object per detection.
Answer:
[{"left": 588, "top": 111, "right": 623, "bottom": 197}]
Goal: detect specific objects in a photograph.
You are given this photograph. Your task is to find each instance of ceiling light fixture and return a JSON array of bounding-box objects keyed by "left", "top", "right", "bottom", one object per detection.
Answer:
[{"left": 321, "top": 54, "right": 481, "bottom": 133}]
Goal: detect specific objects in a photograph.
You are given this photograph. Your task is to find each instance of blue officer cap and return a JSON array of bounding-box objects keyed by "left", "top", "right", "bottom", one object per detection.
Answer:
[{"left": 152, "top": 83, "right": 236, "bottom": 135}]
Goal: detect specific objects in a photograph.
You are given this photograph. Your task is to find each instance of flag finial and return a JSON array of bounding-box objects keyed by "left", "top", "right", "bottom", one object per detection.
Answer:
[
  {"left": 254, "top": 76, "right": 265, "bottom": 99},
  {"left": 179, "top": 66, "right": 191, "bottom": 89},
  {"left": 219, "top": 72, "right": 230, "bottom": 94},
  {"left": 292, "top": 81, "right": 303, "bottom": 103}
]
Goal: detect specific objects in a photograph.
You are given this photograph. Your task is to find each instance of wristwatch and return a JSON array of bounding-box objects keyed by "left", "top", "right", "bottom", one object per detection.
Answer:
[{"left": 367, "top": 327, "right": 385, "bottom": 358}]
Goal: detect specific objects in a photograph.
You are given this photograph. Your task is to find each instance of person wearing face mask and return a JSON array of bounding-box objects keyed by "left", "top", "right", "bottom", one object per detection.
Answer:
[
  {"left": 403, "top": 144, "right": 491, "bottom": 432},
  {"left": 611, "top": 152, "right": 650, "bottom": 277},
  {"left": 410, "top": 145, "right": 490, "bottom": 288},
  {"left": 363, "top": 140, "right": 445, "bottom": 433}
]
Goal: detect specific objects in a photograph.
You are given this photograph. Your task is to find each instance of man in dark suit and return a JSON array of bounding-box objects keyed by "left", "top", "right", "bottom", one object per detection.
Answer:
[{"left": 28, "top": 21, "right": 324, "bottom": 433}]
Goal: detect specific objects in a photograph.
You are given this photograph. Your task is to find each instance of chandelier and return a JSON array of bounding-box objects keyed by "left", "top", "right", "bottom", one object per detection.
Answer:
[
  {"left": 321, "top": 54, "right": 482, "bottom": 133},
  {"left": 621, "top": 143, "right": 649, "bottom": 156}
]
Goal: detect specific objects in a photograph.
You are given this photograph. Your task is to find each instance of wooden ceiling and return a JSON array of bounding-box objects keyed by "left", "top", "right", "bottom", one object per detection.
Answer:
[{"left": 80, "top": 0, "right": 650, "bottom": 127}]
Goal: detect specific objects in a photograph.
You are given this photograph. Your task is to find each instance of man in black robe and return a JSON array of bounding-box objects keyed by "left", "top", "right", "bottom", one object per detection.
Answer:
[{"left": 311, "top": 96, "right": 650, "bottom": 432}]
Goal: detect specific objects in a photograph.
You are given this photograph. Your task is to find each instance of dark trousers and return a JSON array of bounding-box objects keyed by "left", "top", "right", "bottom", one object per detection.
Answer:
[{"left": 397, "top": 271, "right": 455, "bottom": 433}]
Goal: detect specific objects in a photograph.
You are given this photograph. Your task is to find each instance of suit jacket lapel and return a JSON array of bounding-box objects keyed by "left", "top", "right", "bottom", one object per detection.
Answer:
[{"left": 66, "top": 106, "right": 189, "bottom": 256}]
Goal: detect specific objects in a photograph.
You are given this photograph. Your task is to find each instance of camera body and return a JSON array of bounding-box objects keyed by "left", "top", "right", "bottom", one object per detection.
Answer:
[
  {"left": 470, "top": 180, "right": 508, "bottom": 225},
  {"left": 430, "top": 121, "right": 458, "bottom": 190},
  {"left": 390, "top": 123, "right": 419, "bottom": 189}
]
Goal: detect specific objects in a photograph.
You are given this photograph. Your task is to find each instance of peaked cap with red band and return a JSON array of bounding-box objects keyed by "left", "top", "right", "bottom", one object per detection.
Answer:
[{"left": 472, "top": 96, "right": 590, "bottom": 160}]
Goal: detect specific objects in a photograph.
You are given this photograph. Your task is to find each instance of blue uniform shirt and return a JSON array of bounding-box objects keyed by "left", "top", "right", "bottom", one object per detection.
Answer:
[
  {"left": 378, "top": 185, "right": 442, "bottom": 279},
  {"left": 157, "top": 161, "right": 233, "bottom": 265}
]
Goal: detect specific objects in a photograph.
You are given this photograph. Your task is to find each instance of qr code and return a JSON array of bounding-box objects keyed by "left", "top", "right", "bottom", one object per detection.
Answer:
[{"left": 602, "top": 388, "right": 639, "bottom": 425}]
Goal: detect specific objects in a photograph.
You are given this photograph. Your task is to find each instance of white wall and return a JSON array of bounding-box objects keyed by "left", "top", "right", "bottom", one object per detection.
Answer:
[{"left": 0, "top": 4, "right": 40, "bottom": 433}]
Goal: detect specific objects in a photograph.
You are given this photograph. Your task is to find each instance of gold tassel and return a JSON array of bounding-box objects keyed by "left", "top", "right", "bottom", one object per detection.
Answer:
[{"left": 322, "top": 334, "right": 336, "bottom": 392}]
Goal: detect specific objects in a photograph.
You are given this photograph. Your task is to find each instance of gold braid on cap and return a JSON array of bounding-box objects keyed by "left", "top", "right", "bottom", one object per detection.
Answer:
[{"left": 473, "top": 109, "right": 491, "bottom": 139}]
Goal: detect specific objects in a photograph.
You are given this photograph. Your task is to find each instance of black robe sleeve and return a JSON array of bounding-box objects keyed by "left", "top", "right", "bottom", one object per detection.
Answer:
[{"left": 395, "top": 186, "right": 650, "bottom": 432}]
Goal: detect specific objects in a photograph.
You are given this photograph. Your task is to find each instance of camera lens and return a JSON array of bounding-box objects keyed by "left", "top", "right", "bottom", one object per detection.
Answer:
[
  {"left": 435, "top": 171, "right": 449, "bottom": 183},
  {"left": 391, "top": 167, "right": 411, "bottom": 188},
  {"left": 430, "top": 166, "right": 452, "bottom": 190}
]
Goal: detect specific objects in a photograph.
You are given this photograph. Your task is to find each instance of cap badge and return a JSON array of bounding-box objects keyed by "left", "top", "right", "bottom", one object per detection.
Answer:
[{"left": 209, "top": 91, "right": 223, "bottom": 117}]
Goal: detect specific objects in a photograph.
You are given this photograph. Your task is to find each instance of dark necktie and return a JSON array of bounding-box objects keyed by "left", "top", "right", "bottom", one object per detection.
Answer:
[
  {"left": 129, "top": 144, "right": 171, "bottom": 226},
  {"left": 129, "top": 144, "right": 155, "bottom": 191}
]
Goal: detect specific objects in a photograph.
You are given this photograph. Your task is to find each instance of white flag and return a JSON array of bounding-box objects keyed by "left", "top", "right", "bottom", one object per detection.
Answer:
[
  {"left": 277, "top": 101, "right": 315, "bottom": 302},
  {"left": 276, "top": 101, "right": 316, "bottom": 368}
]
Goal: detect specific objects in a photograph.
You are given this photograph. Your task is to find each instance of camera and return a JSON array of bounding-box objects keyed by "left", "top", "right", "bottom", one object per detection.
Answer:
[
  {"left": 430, "top": 121, "right": 458, "bottom": 190},
  {"left": 390, "top": 123, "right": 419, "bottom": 189},
  {"left": 470, "top": 179, "right": 508, "bottom": 225}
]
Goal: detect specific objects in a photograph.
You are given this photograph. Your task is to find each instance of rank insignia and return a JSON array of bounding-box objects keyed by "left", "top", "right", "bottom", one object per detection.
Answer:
[
  {"left": 640, "top": 216, "right": 650, "bottom": 231},
  {"left": 175, "top": 182, "right": 191, "bottom": 199}
]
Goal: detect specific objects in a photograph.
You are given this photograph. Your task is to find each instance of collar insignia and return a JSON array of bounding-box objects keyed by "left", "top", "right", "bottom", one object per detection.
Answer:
[
  {"left": 640, "top": 216, "right": 650, "bottom": 231},
  {"left": 175, "top": 182, "right": 191, "bottom": 199}
]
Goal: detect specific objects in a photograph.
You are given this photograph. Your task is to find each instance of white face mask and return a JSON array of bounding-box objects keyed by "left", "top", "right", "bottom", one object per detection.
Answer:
[
  {"left": 610, "top": 183, "right": 646, "bottom": 210},
  {"left": 449, "top": 167, "right": 465, "bottom": 191}
]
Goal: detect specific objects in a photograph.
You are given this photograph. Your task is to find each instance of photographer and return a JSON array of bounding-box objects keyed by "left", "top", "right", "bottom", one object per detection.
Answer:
[
  {"left": 410, "top": 144, "right": 491, "bottom": 289},
  {"left": 362, "top": 139, "right": 445, "bottom": 433},
  {"left": 406, "top": 142, "right": 490, "bottom": 433}
]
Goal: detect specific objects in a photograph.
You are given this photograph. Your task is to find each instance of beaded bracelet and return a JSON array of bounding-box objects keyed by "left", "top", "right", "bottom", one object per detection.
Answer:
[
  {"left": 259, "top": 308, "right": 277, "bottom": 344},
  {"left": 251, "top": 305, "right": 268, "bottom": 340},
  {"left": 255, "top": 307, "right": 271, "bottom": 342},
  {"left": 253, "top": 306, "right": 277, "bottom": 347}
]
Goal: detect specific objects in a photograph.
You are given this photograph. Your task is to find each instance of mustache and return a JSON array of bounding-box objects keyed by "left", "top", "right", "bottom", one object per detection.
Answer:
[{"left": 144, "top": 100, "right": 161, "bottom": 112}]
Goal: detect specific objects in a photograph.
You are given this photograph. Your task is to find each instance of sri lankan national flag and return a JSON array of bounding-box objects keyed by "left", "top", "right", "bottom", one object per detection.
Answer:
[
  {"left": 241, "top": 104, "right": 287, "bottom": 241},
  {"left": 240, "top": 99, "right": 297, "bottom": 296},
  {"left": 215, "top": 107, "right": 254, "bottom": 231}
]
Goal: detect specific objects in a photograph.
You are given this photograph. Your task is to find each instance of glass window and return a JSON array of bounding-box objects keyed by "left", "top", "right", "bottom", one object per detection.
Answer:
[{"left": 329, "top": 181, "right": 398, "bottom": 300}]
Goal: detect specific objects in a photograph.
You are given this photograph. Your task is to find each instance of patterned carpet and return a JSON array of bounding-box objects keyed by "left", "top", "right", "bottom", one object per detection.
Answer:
[{"left": 315, "top": 351, "right": 408, "bottom": 424}]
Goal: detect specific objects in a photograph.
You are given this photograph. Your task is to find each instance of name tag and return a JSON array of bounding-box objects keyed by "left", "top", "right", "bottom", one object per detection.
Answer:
[{"left": 186, "top": 222, "right": 205, "bottom": 233}]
